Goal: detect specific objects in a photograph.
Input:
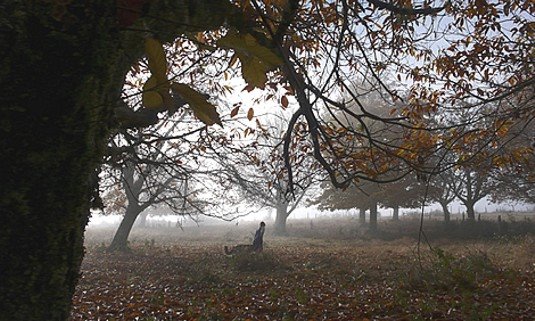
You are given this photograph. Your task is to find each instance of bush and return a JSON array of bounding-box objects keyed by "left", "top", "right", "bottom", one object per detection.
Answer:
[{"left": 404, "top": 248, "right": 498, "bottom": 292}]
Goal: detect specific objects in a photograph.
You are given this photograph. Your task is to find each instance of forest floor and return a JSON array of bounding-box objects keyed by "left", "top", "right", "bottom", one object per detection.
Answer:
[{"left": 72, "top": 217, "right": 535, "bottom": 320}]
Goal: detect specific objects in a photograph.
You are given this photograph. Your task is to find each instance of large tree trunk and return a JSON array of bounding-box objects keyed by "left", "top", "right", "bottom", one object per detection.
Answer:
[
  {"left": 0, "top": 3, "right": 126, "bottom": 319},
  {"left": 273, "top": 202, "right": 290, "bottom": 236},
  {"left": 0, "top": 2, "right": 239, "bottom": 320},
  {"left": 109, "top": 205, "right": 144, "bottom": 251},
  {"left": 369, "top": 201, "right": 378, "bottom": 230}
]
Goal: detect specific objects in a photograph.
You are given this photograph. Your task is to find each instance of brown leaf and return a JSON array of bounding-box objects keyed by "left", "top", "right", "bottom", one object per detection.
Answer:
[
  {"left": 281, "top": 95, "right": 289, "bottom": 108},
  {"left": 230, "top": 106, "right": 240, "bottom": 118},
  {"left": 172, "top": 83, "right": 222, "bottom": 126},
  {"left": 247, "top": 108, "right": 254, "bottom": 121}
]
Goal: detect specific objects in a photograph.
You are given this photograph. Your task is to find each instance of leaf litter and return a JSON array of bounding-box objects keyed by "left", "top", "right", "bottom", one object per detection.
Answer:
[{"left": 71, "top": 237, "right": 535, "bottom": 320}]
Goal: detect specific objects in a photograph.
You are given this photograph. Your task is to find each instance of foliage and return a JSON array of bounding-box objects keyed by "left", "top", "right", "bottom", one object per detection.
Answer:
[
  {"left": 399, "top": 248, "right": 511, "bottom": 321},
  {"left": 118, "top": 0, "right": 535, "bottom": 192},
  {"left": 217, "top": 31, "right": 283, "bottom": 89},
  {"left": 313, "top": 180, "right": 381, "bottom": 211},
  {"left": 403, "top": 248, "right": 498, "bottom": 292},
  {"left": 489, "top": 118, "right": 535, "bottom": 204}
]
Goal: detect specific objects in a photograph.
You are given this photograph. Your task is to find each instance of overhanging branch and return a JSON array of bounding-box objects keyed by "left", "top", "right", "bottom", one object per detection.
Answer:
[{"left": 368, "top": 0, "right": 447, "bottom": 15}]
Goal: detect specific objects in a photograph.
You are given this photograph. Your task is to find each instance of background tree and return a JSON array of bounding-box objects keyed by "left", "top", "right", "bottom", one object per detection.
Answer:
[
  {"left": 447, "top": 164, "right": 494, "bottom": 221},
  {"left": 429, "top": 172, "right": 458, "bottom": 223},
  {"left": 377, "top": 174, "right": 427, "bottom": 221},
  {"left": 104, "top": 158, "right": 197, "bottom": 252},
  {"left": 206, "top": 114, "right": 319, "bottom": 235},
  {"left": 489, "top": 107, "right": 535, "bottom": 205},
  {"left": 314, "top": 181, "right": 383, "bottom": 230},
  {"left": 441, "top": 98, "right": 533, "bottom": 221}
]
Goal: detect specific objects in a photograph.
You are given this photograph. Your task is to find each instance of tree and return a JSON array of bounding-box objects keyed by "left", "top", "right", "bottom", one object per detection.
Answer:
[
  {"left": 447, "top": 164, "right": 494, "bottom": 221},
  {"left": 442, "top": 98, "right": 534, "bottom": 220},
  {"left": 429, "top": 172, "right": 457, "bottom": 223},
  {"left": 208, "top": 115, "right": 318, "bottom": 236},
  {"left": 103, "top": 111, "right": 212, "bottom": 251},
  {"left": 314, "top": 181, "right": 383, "bottom": 230},
  {"left": 0, "top": 2, "right": 235, "bottom": 319},
  {"left": 377, "top": 174, "right": 427, "bottom": 221},
  {"left": 105, "top": 159, "right": 195, "bottom": 251},
  {"left": 489, "top": 110, "right": 535, "bottom": 204},
  {"left": 2, "top": 1, "right": 533, "bottom": 319}
]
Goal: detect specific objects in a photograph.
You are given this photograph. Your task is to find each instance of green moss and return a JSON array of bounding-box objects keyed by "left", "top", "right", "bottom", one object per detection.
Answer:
[{"left": 0, "top": 1, "right": 238, "bottom": 319}]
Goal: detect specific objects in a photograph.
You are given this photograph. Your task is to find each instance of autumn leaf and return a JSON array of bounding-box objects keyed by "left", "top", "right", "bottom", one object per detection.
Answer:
[
  {"left": 230, "top": 106, "right": 240, "bottom": 118},
  {"left": 240, "top": 57, "right": 269, "bottom": 89},
  {"left": 171, "top": 83, "right": 222, "bottom": 126},
  {"left": 217, "top": 31, "right": 283, "bottom": 89},
  {"left": 142, "top": 76, "right": 164, "bottom": 109},
  {"left": 281, "top": 95, "right": 289, "bottom": 108},
  {"left": 141, "top": 38, "right": 174, "bottom": 111},
  {"left": 145, "top": 37, "right": 167, "bottom": 82},
  {"left": 247, "top": 108, "right": 254, "bottom": 121}
]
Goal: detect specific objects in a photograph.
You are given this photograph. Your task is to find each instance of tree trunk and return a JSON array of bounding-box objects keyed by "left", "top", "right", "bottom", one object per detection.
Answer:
[
  {"left": 109, "top": 205, "right": 144, "bottom": 251},
  {"left": 359, "top": 208, "right": 366, "bottom": 224},
  {"left": 440, "top": 201, "right": 451, "bottom": 223},
  {"left": 0, "top": 2, "right": 244, "bottom": 320},
  {"left": 392, "top": 206, "right": 399, "bottom": 221},
  {"left": 369, "top": 201, "right": 378, "bottom": 230},
  {"left": 466, "top": 203, "right": 476, "bottom": 221},
  {"left": 274, "top": 202, "right": 290, "bottom": 236},
  {"left": 0, "top": 3, "right": 127, "bottom": 319}
]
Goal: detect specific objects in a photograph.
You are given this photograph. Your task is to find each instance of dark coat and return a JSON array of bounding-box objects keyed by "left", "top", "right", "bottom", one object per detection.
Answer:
[{"left": 252, "top": 225, "right": 265, "bottom": 252}]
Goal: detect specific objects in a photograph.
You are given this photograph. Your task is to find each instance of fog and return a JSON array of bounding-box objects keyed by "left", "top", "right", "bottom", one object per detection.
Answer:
[{"left": 88, "top": 196, "right": 534, "bottom": 231}]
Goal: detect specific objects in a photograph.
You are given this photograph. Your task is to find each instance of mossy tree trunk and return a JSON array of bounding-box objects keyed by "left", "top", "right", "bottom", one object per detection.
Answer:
[
  {"left": 0, "top": 2, "right": 239, "bottom": 320},
  {"left": 0, "top": 3, "right": 129, "bottom": 320}
]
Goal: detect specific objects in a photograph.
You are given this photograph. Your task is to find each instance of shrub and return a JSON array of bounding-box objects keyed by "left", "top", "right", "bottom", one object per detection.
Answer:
[{"left": 403, "top": 248, "right": 498, "bottom": 292}]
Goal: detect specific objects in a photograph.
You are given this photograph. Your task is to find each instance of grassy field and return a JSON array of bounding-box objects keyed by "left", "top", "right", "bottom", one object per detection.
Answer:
[{"left": 72, "top": 216, "right": 535, "bottom": 320}]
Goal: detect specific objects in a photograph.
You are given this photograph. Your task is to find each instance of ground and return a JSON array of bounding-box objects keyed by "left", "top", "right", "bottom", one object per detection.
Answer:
[{"left": 72, "top": 216, "right": 535, "bottom": 320}]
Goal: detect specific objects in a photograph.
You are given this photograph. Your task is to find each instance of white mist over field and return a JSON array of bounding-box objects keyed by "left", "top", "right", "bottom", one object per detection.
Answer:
[{"left": 88, "top": 197, "right": 534, "bottom": 230}]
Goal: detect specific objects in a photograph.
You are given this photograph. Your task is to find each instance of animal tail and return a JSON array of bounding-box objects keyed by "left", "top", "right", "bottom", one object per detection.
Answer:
[{"left": 224, "top": 246, "right": 232, "bottom": 255}]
